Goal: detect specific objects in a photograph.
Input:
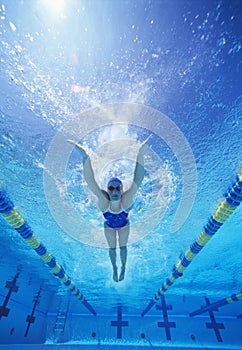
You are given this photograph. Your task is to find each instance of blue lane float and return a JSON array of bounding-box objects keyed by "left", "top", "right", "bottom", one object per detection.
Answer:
[
  {"left": 190, "top": 291, "right": 242, "bottom": 317},
  {"left": 0, "top": 190, "right": 96, "bottom": 316},
  {"left": 141, "top": 171, "right": 242, "bottom": 317}
]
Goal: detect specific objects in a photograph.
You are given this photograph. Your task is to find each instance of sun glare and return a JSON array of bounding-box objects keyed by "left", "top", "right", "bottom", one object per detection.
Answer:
[{"left": 42, "top": 0, "right": 66, "bottom": 14}]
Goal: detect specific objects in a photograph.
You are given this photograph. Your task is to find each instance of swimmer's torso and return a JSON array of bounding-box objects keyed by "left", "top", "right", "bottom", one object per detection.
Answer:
[{"left": 103, "top": 205, "right": 129, "bottom": 229}]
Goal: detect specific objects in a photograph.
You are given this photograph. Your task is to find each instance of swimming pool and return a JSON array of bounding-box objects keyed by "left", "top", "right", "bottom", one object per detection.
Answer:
[{"left": 0, "top": 0, "right": 241, "bottom": 349}]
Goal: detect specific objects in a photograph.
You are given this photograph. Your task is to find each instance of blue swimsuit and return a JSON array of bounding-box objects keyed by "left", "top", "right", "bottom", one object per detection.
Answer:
[{"left": 103, "top": 205, "right": 129, "bottom": 229}]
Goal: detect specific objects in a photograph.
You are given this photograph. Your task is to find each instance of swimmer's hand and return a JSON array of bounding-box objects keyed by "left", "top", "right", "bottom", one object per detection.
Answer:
[
  {"left": 66, "top": 139, "right": 88, "bottom": 160},
  {"left": 66, "top": 139, "right": 81, "bottom": 148},
  {"left": 139, "top": 134, "right": 153, "bottom": 154},
  {"left": 142, "top": 134, "right": 153, "bottom": 146}
]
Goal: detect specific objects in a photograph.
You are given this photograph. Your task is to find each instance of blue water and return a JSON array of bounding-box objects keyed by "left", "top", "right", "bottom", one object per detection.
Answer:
[{"left": 0, "top": 0, "right": 241, "bottom": 348}]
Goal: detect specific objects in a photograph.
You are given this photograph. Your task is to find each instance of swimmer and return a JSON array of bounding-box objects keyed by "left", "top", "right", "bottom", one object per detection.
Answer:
[{"left": 67, "top": 134, "right": 152, "bottom": 282}]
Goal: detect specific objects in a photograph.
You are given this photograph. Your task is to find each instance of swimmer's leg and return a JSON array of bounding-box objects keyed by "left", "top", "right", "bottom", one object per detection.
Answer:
[
  {"left": 104, "top": 225, "right": 118, "bottom": 282},
  {"left": 109, "top": 248, "right": 118, "bottom": 282},
  {"left": 118, "top": 225, "right": 130, "bottom": 281},
  {"left": 119, "top": 246, "right": 127, "bottom": 281}
]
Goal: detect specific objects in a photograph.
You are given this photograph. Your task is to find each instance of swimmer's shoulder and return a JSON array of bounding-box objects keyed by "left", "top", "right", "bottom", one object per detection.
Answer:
[{"left": 98, "top": 190, "right": 110, "bottom": 211}]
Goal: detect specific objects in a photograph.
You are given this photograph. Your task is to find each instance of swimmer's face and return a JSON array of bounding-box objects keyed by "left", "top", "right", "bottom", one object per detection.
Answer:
[{"left": 107, "top": 182, "right": 123, "bottom": 201}]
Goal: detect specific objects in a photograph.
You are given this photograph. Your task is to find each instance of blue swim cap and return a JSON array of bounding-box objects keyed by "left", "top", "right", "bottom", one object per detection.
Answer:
[{"left": 108, "top": 177, "right": 123, "bottom": 186}]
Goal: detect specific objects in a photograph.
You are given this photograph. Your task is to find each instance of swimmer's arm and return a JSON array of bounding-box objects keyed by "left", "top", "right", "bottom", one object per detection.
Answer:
[
  {"left": 67, "top": 140, "right": 107, "bottom": 202},
  {"left": 133, "top": 134, "right": 153, "bottom": 188},
  {"left": 122, "top": 135, "right": 152, "bottom": 207}
]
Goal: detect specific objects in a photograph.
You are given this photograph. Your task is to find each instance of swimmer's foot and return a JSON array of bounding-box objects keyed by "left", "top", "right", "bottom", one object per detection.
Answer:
[
  {"left": 119, "top": 266, "right": 125, "bottom": 281},
  {"left": 113, "top": 267, "right": 118, "bottom": 282}
]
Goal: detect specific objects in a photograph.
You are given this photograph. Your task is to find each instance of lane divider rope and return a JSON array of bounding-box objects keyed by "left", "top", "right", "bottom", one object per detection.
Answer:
[
  {"left": 190, "top": 291, "right": 242, "bottom": 317},
  {"left": 0, "top": 190, "right": 96, "bottom": 316},
  {"left": 141, "top": 171, "right": 242, "bottom": 316}
]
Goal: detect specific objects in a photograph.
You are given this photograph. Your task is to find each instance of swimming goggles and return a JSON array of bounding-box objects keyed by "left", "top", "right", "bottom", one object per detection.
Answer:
[{"left": 108, "top": 185, "right": 122, "bottom": 192}]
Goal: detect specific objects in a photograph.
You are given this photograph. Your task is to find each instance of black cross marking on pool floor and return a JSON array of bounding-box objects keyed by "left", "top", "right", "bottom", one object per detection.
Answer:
[
  {"left": 205, "top": 297, "right": 224, "bottom": 342},
  {"left": 0, "top": 272, "right": 19, "bottom": 320},
  {"left": 111, "top": 305, "right": 128, "bottom": 339},
  {"left": 25, "top": 289, "right": 41, "bottom": 337},
  {"left": 156, "top": 295, "right": 176, "bottom": 340}
]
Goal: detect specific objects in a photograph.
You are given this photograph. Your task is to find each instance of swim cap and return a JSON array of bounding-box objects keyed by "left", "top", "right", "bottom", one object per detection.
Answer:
[{"left": 107, "top": 177, "right": 123, "bottom": 186}]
